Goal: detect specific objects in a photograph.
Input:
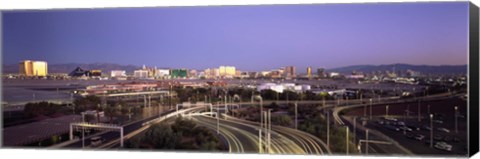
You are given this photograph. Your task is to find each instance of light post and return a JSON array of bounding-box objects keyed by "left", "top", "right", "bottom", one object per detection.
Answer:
[
  {"left": 427, "top": 105, "right": 431, "bottom": 117},
  {"left": 418, "top": 100, "right": 421, "bottom": 122},
  {"left": 346, "top": 96, "right": 349, "bottom": 106},
  {"left": 403, "top": 110, "right": 407, "bottom": 135},
  {"left": 346, "top": 126, "right": 349, "bottom": 155},
  {"left": 369, "top": 98, "right": 372, "bottom": 120},
  {"left": 430, "top": 114, "right": 433, "bottom": 148},
  {"left": 267, "top": 109, "right": 272, "bottom": 154},
  {"left": 326, "top": 110, "right": 330, "bottom": 148},
  {"left": 81, "top": 112, "right": 85, "bottom": 148},
  {"left": 407, "top": 105, "right": 410, "bottom": 119},
  {"left": 455, "top": 106, "right": 458, "bottom": 134},
  {"left": 253, "top": 95, "right": 264, "bottom": 153},
  {"left": 224, "top": 95, "right": 227, "bottom": 117},
  {"left": 258, "top": 128, "right": 263, "bottom": 153},
  {"left": 295, "top": 102, "right": 298, "bottom": 130},
  {"left": 353, "top": 116, "right": 357, "bottom": 148},
  {"left": 365, "top": 129, "right": 369, "bottom": 155},
  {"left": 217, "top": 101, "right": 220, "bottom": 134},
  {"left": 253, "top": 95, "right": 263, "bottom": 129},
  {"left": 385, "top": 105, "right": 389, "bottom": 117}
]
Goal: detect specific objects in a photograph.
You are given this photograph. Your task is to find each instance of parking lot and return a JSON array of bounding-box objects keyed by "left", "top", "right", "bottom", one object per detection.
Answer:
[{"left": 345, "top": 96, "right": 468, "bottom": 156}]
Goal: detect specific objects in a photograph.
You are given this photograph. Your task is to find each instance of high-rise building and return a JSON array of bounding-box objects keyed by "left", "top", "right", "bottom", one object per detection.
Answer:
[
  {"left": 171, "top": 69, "right": 188, "bottom": 78},
  {"left": 204, "top": 68, "right": 220, "bottom": 79},
  {"left": 134, "top": 70, "right": 149, "bottom": 79},
  {"left": 284, "top": 66, "right": 296, "bottom": 78},
  {"left": 111, "top": 70, "right": 126, "bottom": 77},
  {"left": 19, "top": 60, "right": 48, "bottom": 76},
  {"left": 307, "top": 66, "right": 312, "bottom": 78},
  {"left": 317, "top": 68, "right": 325, "bottom": 78},
  {"left": 219, "top": 66, "right": 236, "bottom": 78},
  {"left": 89, "top": 70, "right": 102, "bottom": 77},
  {"left": 155, "top": 69, "right": 170, "bottom": 79}
]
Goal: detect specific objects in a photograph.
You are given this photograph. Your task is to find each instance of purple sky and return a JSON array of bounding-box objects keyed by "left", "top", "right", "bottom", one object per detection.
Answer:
[{"left": 2, "top": 2, "right": 469, "bottom": 71}]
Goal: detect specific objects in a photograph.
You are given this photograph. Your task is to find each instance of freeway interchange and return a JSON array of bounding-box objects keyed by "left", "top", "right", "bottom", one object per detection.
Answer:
[{"left": 52, "top": 91, "right": 464, "bottom": 156}]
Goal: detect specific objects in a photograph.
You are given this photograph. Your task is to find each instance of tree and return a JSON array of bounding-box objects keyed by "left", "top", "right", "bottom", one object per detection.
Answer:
[
  {"left": 143, "top": 123, "right": 179, "bottom": 149},
  {"left": 73, "top": 95, "right": 101, "bottom": 113},
  {"left": 104, "top": 105, "right": 117, "bottom": 123},
  {"left": 272, "top": 115, "right": 293, "bottom": 126}
]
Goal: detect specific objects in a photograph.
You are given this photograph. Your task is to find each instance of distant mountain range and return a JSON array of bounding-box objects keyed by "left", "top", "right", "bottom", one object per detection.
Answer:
[
  {"left": 2, "top": 63, "right": 467, "bottom": 75},
  {"left": 327, "top": 63, "right": 467, "bottom": 75}
]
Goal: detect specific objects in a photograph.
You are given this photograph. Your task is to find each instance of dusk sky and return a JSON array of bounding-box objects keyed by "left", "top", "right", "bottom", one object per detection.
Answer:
[{"left": 2, "top": 2, "right": 469, "bottom": 71}]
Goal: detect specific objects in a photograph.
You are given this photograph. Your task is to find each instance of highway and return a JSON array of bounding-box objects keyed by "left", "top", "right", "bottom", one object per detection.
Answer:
[
  {"left": 53, "top": 92, "right": 456, "bottom": 154},
  {"left": 183, "top": 105, "right": 330, "bottom": 154},
  {"left": 53, "top": 108, "right": 176, "bottom": 149}
]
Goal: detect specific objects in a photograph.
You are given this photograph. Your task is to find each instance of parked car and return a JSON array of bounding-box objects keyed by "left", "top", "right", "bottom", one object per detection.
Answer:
[
  {"left": 453, "top": 137, "right": 461, "bottom": 142},
  {"left": 423, "top": 125, "right": 432, "bottom": 131},
  {"left": 444, "top": 136, "right": 453, "bottom": 142},
  {"left": 414, "top": 134, "right": 425, "bottom": 141},
  {"left": 397, "top": 121, "right": 405, "bottom": 126},
  {"left": 437, "top": 128, "right": 450, "bottom": 133},
  {"left": 385, "top": 125, "right": 400, "bottom": 131},
  {"left": 407, "top": 125, "right": 420, "bottom": 131},
  {"left": 425, "top": 140, "right": 434, "bottom": 145},
  {"left": 433, "top": 120, "right": 444, "bottom": 124},
  {"left": 385, "top": 117, "right": 398, "bottom": 122},
  {"left": 434, "top": 142, "right": 452, "bottom": 151},
  {"left": 400, "top": 126, "right": 413, "bottom": 132},
  {"left": 434, "top": 135, "right": 443, "bottom": 141},
  {"left": 377, "top": 120, "right": 385, "bottom": 125},
  {"left": 406, "top": 133, "right": 415, "bottom": 139}
]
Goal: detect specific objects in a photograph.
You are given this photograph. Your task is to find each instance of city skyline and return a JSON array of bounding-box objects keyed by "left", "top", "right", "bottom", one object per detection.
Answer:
[{"left": 2, "top": 2, "right": 469, "bottom": 71}]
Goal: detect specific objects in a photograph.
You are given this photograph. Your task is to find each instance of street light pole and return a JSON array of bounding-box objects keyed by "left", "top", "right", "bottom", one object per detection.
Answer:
[
  {"left": 295, "top": 102, "right": 298, "bottom": 130},
  {"left": 418, "top": 100, "right": 421, "bottom": 122},
  {"left": 259, "top": 128, "right": 263, "bottom": 153},
  {"left": 430, "top": 114, "right": 433, "bottom": 148},
  {"left": 353, "top": 116, "right": 357, "bottom": 148},
  {"left": 327, "top": 111, "right": 330, "bottom": 148},
  {"left": 217, "top": 102, "right": 220, "bottom": 134},
  {"left": 81, "top": 112, "right": 85, "bottom": 148},
  {"left": 346, "top": 126, "right": 349, "bottom": 155},
  {"left": 369, "top": 98, "right": 372, "bottom": 120},
  {"left": 427, "top": 105, "right": 431, "bottom": 117},
  {"left": 268, "top": 109, "right": 272, "bottom": 154},
  {"left": 365, "top": 129, "right": 369, "bottom": 155},
  {"left": 386, "top": 105, "right": 389, "bottom": 117},
  {"left": 455, "top": 106, "right": 458, "bottom": 134}
]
